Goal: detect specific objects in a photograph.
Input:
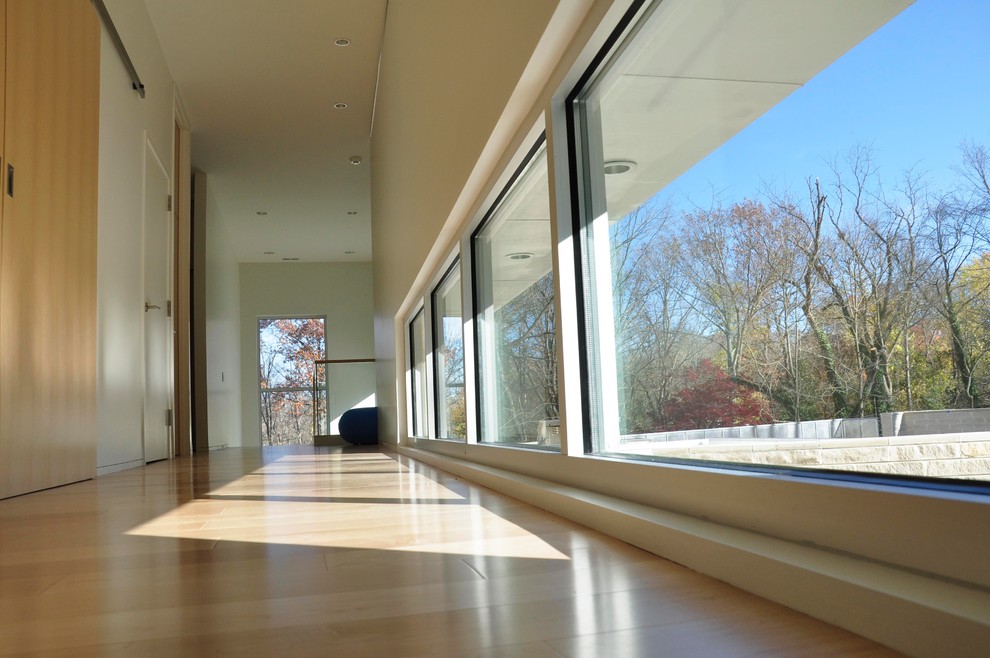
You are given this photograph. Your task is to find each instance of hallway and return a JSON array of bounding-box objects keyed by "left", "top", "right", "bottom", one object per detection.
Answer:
[{"left": 0, "top": 447, "right": 898, "bottom": 656}]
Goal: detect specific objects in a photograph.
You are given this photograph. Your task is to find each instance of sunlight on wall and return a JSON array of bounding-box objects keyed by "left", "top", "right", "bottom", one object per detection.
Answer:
[{"left": 329, "top": 392, "right": 377, "bottom": 434}]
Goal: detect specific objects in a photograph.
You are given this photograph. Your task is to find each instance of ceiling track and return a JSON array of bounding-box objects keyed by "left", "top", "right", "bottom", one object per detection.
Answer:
[
  {"left": 91, "top": 0, "right": 146, "bottom": 98},
  {"left": 369, "top": 0, "right": 390, "bottom": 139}
]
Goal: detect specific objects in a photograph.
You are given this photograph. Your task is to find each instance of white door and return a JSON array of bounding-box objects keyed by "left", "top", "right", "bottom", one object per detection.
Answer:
[{"left": 143, "top": 139, "right": 173, "bottom": 463}]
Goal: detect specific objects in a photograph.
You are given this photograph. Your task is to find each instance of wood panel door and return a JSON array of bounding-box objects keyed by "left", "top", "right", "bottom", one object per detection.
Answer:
[
  {"left": 0, "top": 0, "right": 100, "bottom": 498},
  {"left": 143, "top": 140, "right": 173, "bottom": 464}
]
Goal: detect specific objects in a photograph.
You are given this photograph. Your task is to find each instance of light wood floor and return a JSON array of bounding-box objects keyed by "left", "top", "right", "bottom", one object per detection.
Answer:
[{"left": 0, "top": 446, "right": 901, "bottom": 657}]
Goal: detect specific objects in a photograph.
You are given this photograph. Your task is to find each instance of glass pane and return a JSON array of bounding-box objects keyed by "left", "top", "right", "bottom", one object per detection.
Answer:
[
  {"left": 260, "top": 390, "right": 323, "bottom": 445},
  {"left": 409, "top": 309, "right": 429, "bottom": 437},
  {"left": 575, "top": 0, "right": 990, "bottom": 481},
  {"left": 474, "top": 141, "right": 560, "bottom": 450},
  {"left": 258, "top": 317, "right": 326, "bottom": 446},
  {"left": 258, "top": 318, "right": 326, "bottom": 389},
  {"left": 433, "top": 263, "right": 466, "bottom": 439},
  {"left": 314, "top": 362, "right": 329, "bottom": 436}
]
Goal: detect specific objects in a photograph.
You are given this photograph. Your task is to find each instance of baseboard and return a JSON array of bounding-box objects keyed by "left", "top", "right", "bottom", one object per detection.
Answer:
[
  {"left": 398, "top": 445, "right": 990, "bottom": 658},
  {"left": 96, "top": 459, "right": 144, "bottom": 476},
  {"left": 314, "top": 434, "right": 348, "bottom": 447}
]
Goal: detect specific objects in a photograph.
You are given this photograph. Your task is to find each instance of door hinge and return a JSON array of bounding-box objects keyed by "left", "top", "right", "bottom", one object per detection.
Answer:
[
  {"left": 166, "top": 409, "right": 173, "bottom": 427},
  {"left": 167, "top": 194, "right": 173, "bottom": 211},
  {"left": 167, "top": 300, "right": 172, "bottom": 317}
]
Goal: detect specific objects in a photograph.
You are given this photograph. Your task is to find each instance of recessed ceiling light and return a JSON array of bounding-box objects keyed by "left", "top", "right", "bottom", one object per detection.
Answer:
[
  {"left": 334, "top": 38, "right": 351, "bottom": 47},
  {"left": 282, "top": 257, "right": 300, "bottom": 261},
  {"left": 334, "top": 102, "right": 348, "bottom": 110},
  {"left": 344, "top": 250, "right": 356, "bottom": 255},
  {"left": 349, "top": 156, "right": 362, "bottom": 165},
  {"left": 263, "top": 251, "right": 275, "bottom": 255},
  {"left": 346, "top": 211, "right": 358, "bottom": 215},
  {"left": 256, "top": 211, "right": 269, "bottom": 216},
  {"left": 603, "top": 160, "right": 637, "bottom": 175},
  {"left": 506, "top": 252, "right": 534, "bottom": 261}
]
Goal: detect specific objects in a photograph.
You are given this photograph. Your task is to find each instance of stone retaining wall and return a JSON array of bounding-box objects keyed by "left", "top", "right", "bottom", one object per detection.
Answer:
[
  {"left": 624, "top": 417, "right": 879, "bottom": 444},
  {"left": 626, "top": 408, "right": 990, "bottom": 446},
  {"left": 621, "top": 431, "right": 990, "bottom": 479}
]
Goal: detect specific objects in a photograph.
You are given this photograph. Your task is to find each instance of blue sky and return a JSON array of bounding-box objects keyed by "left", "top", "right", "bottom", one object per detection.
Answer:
[{"left": 665, "top": 0, "right": 990, "bottom": 210}]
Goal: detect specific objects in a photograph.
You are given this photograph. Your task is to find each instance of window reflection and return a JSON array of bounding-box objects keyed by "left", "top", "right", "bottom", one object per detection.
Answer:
[
  {"left": 433, "top": 262, "right": 467, "bottom": 439},
  {"left": 473, "top": 140, "right": 560, "bottom": 449},
  {"left": 409, "top": 309, "right": 428, "bottom": 437}
]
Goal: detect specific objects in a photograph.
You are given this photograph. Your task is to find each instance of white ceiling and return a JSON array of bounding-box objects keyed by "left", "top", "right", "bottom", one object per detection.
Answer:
[
  {"left": 594, "top": 0, "right": 912, "bottom": 220},
  {"left": 140, "top": 0, "right": 908, "bottom": 268},
  {"left": 481, "top": 148, "right": 554, "bottom": 309},
  {"left": 143, "top": 0, "right": 388, "bottom": 263}
]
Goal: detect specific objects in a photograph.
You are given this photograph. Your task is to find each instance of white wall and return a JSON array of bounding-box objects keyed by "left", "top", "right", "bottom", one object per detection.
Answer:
[
  {"left": 371, "top": 0, "right": 564, "bottom": 445},
  {"left": 96, "top": 0, "right": 176, "bottom": 474},
  {"left": 204, "top": 189, "right": 243, "bottom": 448},
  {"left": 97, "top": 0, "right": 242, "bottom": 458},
  {"left": 239, "top": 262, "right": 375, "bottom": 445}
]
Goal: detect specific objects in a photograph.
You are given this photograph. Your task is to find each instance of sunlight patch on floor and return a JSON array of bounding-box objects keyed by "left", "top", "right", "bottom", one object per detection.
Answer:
[{"left": 125, "top": 455, "right": 570, "bottom": 561}]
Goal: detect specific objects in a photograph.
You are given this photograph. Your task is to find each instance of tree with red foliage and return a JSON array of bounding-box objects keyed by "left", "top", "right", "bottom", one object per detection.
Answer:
[
  {"left": 259, "top": 317, "right": 326, "bottom": 445},
  {"left": 662, "top": 359, "right": 772, "bottom": 431}
]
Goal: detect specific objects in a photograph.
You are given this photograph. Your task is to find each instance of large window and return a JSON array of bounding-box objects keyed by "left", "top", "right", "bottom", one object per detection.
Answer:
[
  {"left": 258, "top": 317, "right": 326, "bottom": 446},
  {"left": 473, "top": 137, "right": 560, "bottom": 449},
  {"left": 572, "top": 0, "right": 990, "bottom": 481},
  {"left": 432, "top": 260, "right": 467, "bottom": 439},
  {"left": 409, "top": 308, "right": 429, "bottom": 437}
]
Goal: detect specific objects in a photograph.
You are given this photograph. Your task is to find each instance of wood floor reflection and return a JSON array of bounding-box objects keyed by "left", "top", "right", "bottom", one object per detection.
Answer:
[{"left": 0, "top": 446, "right": 900, "bottom": 656}]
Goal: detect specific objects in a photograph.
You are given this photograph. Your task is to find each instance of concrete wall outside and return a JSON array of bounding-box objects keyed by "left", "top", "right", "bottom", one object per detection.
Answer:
[
  {"left": 626, "top": 408, "right": 990, "bottom": 446},
  {"left": 895, "top": 408, "right": 990, "bottom": 436},
  {"left": 624, "top": 431, "right": 990, "bottom": 479}
]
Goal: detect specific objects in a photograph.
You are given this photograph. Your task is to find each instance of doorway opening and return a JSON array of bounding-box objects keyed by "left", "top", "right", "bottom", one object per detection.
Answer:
[{"left": 258, "top": 316, "right": 326, "bottom": 446}]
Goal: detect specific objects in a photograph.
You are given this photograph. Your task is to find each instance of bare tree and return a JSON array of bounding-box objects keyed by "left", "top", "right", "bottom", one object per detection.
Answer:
[
  {"left": 800, "top": 149, "right": 924, "bottom": 414},
  {"left": 680, "top": 200, "right": 791, "bottom": 408},
  {"left": 494, "top": 271, "right": 557, "bottom": 442},
  {"left": 772, "top": 181, "right": 852, "bottom": 417},
  {"left": 258, "top": 318, "right": 326, "bottom": 445},
  {"left": 606, "top": 203, "right": 707, "bottom": 432},
  {"left": 593, "top": 141, "right": 990, "bottom": 436},
  {"left": 922, "top": 164, "right": 990, "bottom": 407}
]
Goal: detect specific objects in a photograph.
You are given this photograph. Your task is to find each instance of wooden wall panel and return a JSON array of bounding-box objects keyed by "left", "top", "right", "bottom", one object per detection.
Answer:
[
  {"left": 0, "top": 0, "right": 100, "bottom": 498},
  {"left": 0, "top": 4, "right": 5, "bottom": 171},
  {"left": 0, "top": 2, "right": 5, "bottom": 497}
]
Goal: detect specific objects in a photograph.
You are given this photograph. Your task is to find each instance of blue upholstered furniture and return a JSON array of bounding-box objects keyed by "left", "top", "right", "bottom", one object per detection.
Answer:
[{"left": 339, "top": 407, "right": 379, "bottom": 445}]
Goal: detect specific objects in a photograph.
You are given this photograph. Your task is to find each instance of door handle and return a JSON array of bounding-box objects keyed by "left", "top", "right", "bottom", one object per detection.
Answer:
[{"left": 145, "top": 303, "right": 161, "bottom": 312}]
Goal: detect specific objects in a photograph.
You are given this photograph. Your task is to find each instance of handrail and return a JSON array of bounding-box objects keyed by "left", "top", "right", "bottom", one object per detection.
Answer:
[
  {"left": 312, "top": 359, "right": 376, "bottom": 437},
  {"left": 262, "top": 385, "right": 318, "bottom": 393},
  {"left": 314, "top": 359, "right": 376, "bottom": 365}
]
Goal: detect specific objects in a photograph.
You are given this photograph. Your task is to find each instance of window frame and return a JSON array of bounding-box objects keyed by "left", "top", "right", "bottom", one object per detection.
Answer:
[
  {"left": 407, "top": 306, "right": 430, "bottom": 438},
  {"left": 563, "top": 0, "right": 990, "bottom": 495},
  {"left": 430, "top": 256, "right": 467, "bottom": 442},
  {"left": 563, "top": 0, "right": 652, "bottom": 457},
  {"left": 470, "top": 132, "right": 561, "bottom": 449},
  {"left": 256, "top": 314, "right": 328, "bottom": 445}
]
